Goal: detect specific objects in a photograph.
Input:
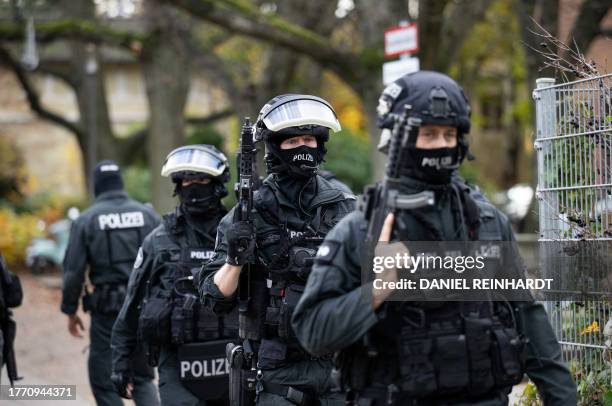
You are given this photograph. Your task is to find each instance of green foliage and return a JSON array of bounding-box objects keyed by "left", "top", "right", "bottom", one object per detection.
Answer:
[
  {"left": 322, "top": 127, "right": 371, "bottom": 194},
  {"left": 123, "top": 165, "right": 152, "bottom": 204},
  {"left": 0, "top": 137, "right": 26, "bottom": 204},
  {"left": 517, "top": 381, "right": 542, "bottom": 405},
  {"left": 186, "top": 125, "right": 226, "bottom": 150}
]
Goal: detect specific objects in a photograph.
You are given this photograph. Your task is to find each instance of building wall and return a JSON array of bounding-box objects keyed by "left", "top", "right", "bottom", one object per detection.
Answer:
[{"left": 0, "top": 63, "right": 229, "bottom": 200}]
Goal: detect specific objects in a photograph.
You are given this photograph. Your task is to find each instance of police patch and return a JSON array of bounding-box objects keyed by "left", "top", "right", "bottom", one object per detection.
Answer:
[
  {"left": 315, "top": 241, "right": 340, "bottom": 265},
  {"left": 382, "top": 82, "right": 403, "bottom": 99},
  {"left": 133, "top": 247, "right": 144, "bottom": 269}
]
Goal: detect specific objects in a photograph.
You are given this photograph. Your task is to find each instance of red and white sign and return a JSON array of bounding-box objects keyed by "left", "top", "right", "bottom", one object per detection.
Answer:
[{"left": 384, "top": 23, "right": 418, "bottom": 58}]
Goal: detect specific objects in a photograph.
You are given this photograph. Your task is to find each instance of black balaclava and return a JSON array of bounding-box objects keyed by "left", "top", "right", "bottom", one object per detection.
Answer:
[
  {"left": 401, "top": 127, "right": 461, "bottom": 184},
  {"left": 264, "top": 130, "right": 328, "bottom": 215},
  {"left": 175, "top": 179, "right": 226, "bottom": 218},
  {"left": 93, "top": 160, "right": 124, "bottom": 197},
  {"left": 264, "top": 126, "right": 328, "bottom": 180}
]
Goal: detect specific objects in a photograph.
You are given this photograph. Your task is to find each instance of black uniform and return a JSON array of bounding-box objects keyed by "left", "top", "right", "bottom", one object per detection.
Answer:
[
  {"left": 112, "top": 207, "right": 236, "bottom": 406},
  {"left": 61, "top": 189, "right": 160, "bottom": 406},
  {"left": 292, "top": 176, "right": 577, "bottom": 405},
  {"left": 201, "top": 173, "right": 355, "bottom": 405}
]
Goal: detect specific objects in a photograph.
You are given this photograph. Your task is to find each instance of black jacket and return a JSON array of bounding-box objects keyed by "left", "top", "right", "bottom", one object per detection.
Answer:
[{"left": 61, "top": 191, "right": 160, "bottom": 315}]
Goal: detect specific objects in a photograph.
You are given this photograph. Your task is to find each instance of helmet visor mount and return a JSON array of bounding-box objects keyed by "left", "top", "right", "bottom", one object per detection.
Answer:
[
  {"left": 161, "top": 146, "right": 228, "bottom": 178},
  {"left": 261, "top": 98, "right": 341, "bottom": 133}
]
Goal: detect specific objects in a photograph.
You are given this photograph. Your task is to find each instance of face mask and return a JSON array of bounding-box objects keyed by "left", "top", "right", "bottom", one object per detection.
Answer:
[
  {"left": 408, "top": 147, "right": 459, "bottom": 184},
  {"left": 178, "top": 183, "right": 222, "bottom": 216},
  {"left": 276, "top": 145, "right": 322, "bottom": 179}
]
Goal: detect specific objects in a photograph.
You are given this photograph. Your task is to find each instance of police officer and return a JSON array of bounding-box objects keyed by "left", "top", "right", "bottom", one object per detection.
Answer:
[
  {"left": 200, "top": 94, "right": 356, "bottom": 405},
  {"left": 111, "top": 145, "right": 236, "bottom": 406},
  {"left": 61, "top": 160, "right": 161, "bottom": 406},
  {"left": 292, "top": 71, "right": 577, "bottom": 405}
]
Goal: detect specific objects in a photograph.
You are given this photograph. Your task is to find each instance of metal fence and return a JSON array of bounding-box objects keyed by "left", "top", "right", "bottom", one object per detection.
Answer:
[{"left": 533, "top": 74, "right": 612, "bottom": 384}]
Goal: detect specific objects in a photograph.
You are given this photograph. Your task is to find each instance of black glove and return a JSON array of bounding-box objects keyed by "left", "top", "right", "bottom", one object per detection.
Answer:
[
  {"left": 226, "top": 220, "right": 256, "bottom": 266},
  {"left": 111, "top": 370, "right": 133, "bottom": 399}
]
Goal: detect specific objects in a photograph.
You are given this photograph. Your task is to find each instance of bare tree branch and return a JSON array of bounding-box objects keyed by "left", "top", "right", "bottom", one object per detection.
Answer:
[
  {"left": 36, "top": 61, "right": 77, "bottom": 88},
  {"left": 159, "top": 0, "right": 369, "bottom": 81},
  {"left": 0, "top": 19, "right": 145, "bottom": 53},
  {"left": 186, "top": 108, "right": 233, "bottom": 125},
  {"left": 0, "top": 45, "right": 86, "bottom": 146}
]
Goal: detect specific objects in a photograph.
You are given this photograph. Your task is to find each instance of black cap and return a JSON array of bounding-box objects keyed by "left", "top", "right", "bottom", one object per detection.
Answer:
[{"left": 93, "top": 160, "right": 123, "bottom": 197}]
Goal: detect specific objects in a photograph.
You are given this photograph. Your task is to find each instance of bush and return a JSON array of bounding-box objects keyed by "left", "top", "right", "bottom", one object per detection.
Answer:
[
  {"left": 123, "top": 165, "right": 152, "bottom": 204},
  {"left": 0, "top": 137, "right": 26, "bottom": 204},
  {"left": 322, "top": 127, "right": 372, "bottom": 194},
  {"left": 0, "top": 208, "right": 43, "bottom": 266}
]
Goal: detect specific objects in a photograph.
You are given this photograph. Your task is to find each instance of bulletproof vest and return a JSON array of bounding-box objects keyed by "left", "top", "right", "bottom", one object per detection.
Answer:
[
  {"left": 87, "top": 194, "right": 154, "bottom": 283},
  {"left": 341, "top": 180, "right": 526, "bottom": 404},
  {"left": 138, "top": 212, "right": 238, "bottom": 355},
  {"left": 242, "top": 183, "right": 341, "bottom": 367}
]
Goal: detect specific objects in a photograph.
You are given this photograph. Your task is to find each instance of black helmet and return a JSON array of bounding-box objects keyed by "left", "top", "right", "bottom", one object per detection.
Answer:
[
  {"left": 376, "top": 71, "right": 472, "bottom": 184},
  {"left": 254, "top": 94, "right": 341, "bottom": 178},
  {"left": 377, "top": 70, "right": 471, "bottom": 133}
]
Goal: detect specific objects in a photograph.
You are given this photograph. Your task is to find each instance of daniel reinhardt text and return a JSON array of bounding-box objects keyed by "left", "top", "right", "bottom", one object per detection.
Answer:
[{"left": 371, "top": 252, "right": 554, "bottom": 292}]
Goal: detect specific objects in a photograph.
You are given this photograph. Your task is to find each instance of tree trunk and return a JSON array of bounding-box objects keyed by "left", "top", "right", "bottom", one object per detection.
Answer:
[
  {"left": 142, "top": 5, "right": 192, "bottom": 213},
  {"left": 61, "top": 0, "right": 118, "bottom": 195}
]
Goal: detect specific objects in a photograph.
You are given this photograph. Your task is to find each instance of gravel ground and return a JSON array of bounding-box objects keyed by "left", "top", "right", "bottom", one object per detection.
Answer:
[{"left": 3, "top": 270, "right": 526, "bottom": 405}]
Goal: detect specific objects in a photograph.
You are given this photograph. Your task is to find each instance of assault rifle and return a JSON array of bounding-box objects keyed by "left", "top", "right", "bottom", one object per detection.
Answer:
[
  {"left": 236, "top": 117, "right": 255, "bottom": 316},
  {"left": 228, "top": 118, "right": 258, "bottom": 406},
  {"left": 361, "top": 105, "right": 435, "bottom": 270}
]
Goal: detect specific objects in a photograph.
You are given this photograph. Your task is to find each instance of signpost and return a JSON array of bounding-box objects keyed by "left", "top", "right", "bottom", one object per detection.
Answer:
[
  {"left": 382, "top": 21, "right": 419, "bottom": 84},
  {"left": 384, "top": 23, "right": 418, "bottom": 58}
]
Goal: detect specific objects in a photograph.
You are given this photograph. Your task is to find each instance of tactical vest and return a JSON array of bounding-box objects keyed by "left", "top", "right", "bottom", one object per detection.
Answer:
[
  {"left": 137, "top": 214, "right": 238, "bottom": 365},
  {"left": 341, "top": 181, "right": 526, "bottom": 405},
  {"left": 242, "top": 185, "right": 342, "bottom": 368}
]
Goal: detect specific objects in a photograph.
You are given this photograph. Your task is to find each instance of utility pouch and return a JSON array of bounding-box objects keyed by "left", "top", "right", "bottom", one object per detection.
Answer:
[
  {"left": 92, "top": 284, "right": 127, "bottom": 315},
  {"left": 197, "top": 303, "right": 221, "bottom": 341},
  {"left": 138, "top": 289, "right": 172, "bottom": 348},
  {"left": 257, "top": 337, "right": 287, "bottom": 370},
  {"left": 82, "top": 289, "right": 93, "bottom": 313},
  {"left": 171, "top": 294, "right": 196, "bottom": 345},
  {"left": 279, "top": 284, "right": 304, "bottom": 340},
  {"left": 398, "top": 334, "right": 436, "bottom": 397},
  {"left": 434, "top": 334, "right": 469, "bottom": 392},
  {"left": 464, "top": 317, "right": 494, "bottom": 395},
  {"left": 490, "top": 327, "right": 526, "bottom": 387}
]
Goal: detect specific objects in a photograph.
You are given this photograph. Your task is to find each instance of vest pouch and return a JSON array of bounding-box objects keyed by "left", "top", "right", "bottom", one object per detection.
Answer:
[
  {"left": 239, "top": 279, "right": 268, "bottom": 341},
  {"left": 257, "top": 337, "right": 287, "bottom": 370},
  {"left": 464, "top": 317, "right": 495, "bottom": 395},
  {"left": 171, "top": 297, "right": 196, "bottom": 345},
  {"left": 221, "top": 307, "right": 240, "bottom": 338},
  {"left": 279, "top": 284, "right": 304, "bottom": 340},
  {"left": 398, "top": 334, "right": 436, "bottom": 397},
  {"left": 138, "top": 289, "right": 172, "bottom": 346},
  {"left": 92, "top": 284, "right": 127, "bottom": 315},
  {"left": 196, "top": 302, "right": 220, "bottom": 341},
  {"left": 434, "top": 334, "right": 469, "bottom": 393},
  {"left": 490, "top": 327, "right": 525, "bottom": 387}
]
